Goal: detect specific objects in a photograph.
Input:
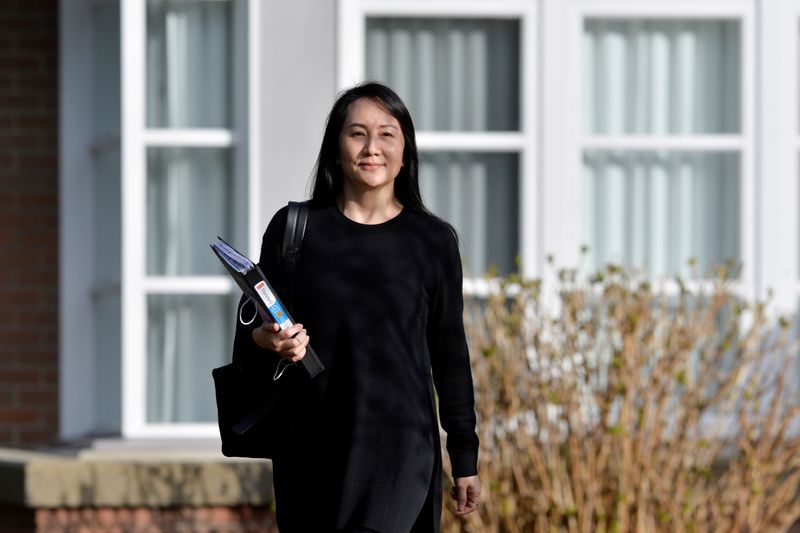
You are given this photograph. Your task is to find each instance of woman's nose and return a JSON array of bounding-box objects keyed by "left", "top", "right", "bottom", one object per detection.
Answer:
[{"left": 362, "top": 134, "right": 379, "bottom": 154}]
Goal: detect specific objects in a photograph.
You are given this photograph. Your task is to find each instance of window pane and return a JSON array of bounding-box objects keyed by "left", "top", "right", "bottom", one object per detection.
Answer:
[
  {"left": 146, "top": 148, "right": 232, "bottom": 275},
  {"left": 584, "top": 19, "right": 741, "bottom": 134},
  {"left": 583, "top": 151, "right": 740, "bottom": 278},
  {"left": 93, "top": 2, "right": 120, "bottom": 137},
  {"left": 147, "top": 294, "right": 234, "bottom": 423},
  {"left": 146, "top": 0, "right": 232, "bottom": 128},
  {"left": 366, "top": 18, "right": 520, "bottom": 131},
  {"left": 420, "top": 152, "right": 519, "bottom": 275}
]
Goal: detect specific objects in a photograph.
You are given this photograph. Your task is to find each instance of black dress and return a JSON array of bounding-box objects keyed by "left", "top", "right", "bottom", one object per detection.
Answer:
[{"left": 232, "top": 204, "right": 479, "bottom": 532}]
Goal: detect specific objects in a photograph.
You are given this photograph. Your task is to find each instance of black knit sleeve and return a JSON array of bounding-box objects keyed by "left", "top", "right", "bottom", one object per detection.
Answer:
[
  {"left": 230, "top": 207, "right": 289, "bottom": 370},
  {"left": 427, "top": 227, "right": 480, "bottom": 478}
]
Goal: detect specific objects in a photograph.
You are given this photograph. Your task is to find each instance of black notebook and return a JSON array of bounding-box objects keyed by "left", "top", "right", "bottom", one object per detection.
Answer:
[{"left": 210, "top": 237, "right": 325, "bottom": 379}]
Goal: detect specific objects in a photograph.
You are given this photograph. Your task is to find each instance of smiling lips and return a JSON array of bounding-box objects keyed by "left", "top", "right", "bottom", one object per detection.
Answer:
[{"left": 359, "top": 162, "right": 383, "bottom": 169}]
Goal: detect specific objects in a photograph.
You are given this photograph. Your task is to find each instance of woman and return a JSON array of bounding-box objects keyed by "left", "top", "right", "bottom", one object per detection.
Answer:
[{"left": 234, "top": 82, "right": 480, "bottom": 532}]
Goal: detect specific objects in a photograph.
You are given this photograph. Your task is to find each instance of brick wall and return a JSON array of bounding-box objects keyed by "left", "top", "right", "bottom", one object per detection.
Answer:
[
  {"left": 2, "top": 505, "right": 278, "bottom": 533},
  {"left": 0, "top": 0, "right": 60, "bottom": 447}
]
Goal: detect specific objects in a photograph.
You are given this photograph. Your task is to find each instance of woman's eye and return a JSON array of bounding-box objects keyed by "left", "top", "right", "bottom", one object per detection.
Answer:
[{"left": 351, "top": 131, "right": 365, "bottom": 137}]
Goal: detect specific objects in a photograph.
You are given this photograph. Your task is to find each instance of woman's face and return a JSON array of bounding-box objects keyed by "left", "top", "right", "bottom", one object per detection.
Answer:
[{"left": 338, "top": 97, "right": 405, "bottom": 194}]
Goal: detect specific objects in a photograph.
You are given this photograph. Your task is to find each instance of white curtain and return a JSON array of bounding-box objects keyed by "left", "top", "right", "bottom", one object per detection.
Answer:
[
  {"left": 147, "top": 295, "right": 232, "bottom": 423},
  {"left": 583, "top": 19, "right": 741, "bottom": 278},
  {"left": 420, "top": 153, "right": 518, "bottom": 275},
  {"left": 144, "top": 1, "right": 232, "bottom": 423},
  {"left": 145, "top": 148, "right": 231, "bottom": 423},
  {"left": 583, "top": 151, "right": 739, "bottom": 278},
  {"left": 146, "top": 148, "right": 231, "bottom": 276},
  {"left": 366, "top": 18, "right": 519, "bottom": 131},
  {"left": 584, "top": 19, "right": 740, "bottom": 134},
  {"left": 146, "top": 0, "right": 231, "bottom": 128},
  {"left": 366, "top": 18, "right": 521, "bottom": 274}
]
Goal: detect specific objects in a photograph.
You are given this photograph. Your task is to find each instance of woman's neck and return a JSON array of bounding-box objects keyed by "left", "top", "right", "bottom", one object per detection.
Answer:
[{"left": 337, "top": 187, "right": 403, "bottom": 225}]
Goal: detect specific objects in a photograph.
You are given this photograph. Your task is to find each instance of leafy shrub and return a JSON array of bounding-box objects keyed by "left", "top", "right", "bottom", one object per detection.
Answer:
[{"left": 442, "top": 262, "right": 800, "bottom": 532}]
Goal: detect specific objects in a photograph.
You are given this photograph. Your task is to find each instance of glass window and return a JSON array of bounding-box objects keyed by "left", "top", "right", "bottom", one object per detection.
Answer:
[
  {"left": 420, "top": 153, "right": 519, "bottom": 275},
  {"left": 584, "top": 19, "right": 740, "bottom": 135},
  {"left": 146, "top": 148, "right": 233, "bottom": 276},
  {"left": 146, "top": 0, "right": 232, "bottom": 128},
  {"left": 138, "top": 0, "right": 237, "bottom": 431},
  {"left": 366, "top": 18, "right": 520, "bottom": 132},
  {"left": 583, "top": 151, "right": 740, "bottom": 278},
  {"left": 366, "top": 16, "right": 522, "bottom": 275},
  {"left": 582, "top": 18, "right": 742, "bottom": 279},
  {"left": 146, "top": 294, "right": 234, "bottom": 423}
]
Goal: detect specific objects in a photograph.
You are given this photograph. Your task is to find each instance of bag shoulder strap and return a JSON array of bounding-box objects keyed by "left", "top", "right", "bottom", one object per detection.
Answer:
[
  {"left": 281, "top": 201, "right": 309, "bottom": 316},
  {"left": 282, "top": 200, "right": 309, "bottom": 279}
]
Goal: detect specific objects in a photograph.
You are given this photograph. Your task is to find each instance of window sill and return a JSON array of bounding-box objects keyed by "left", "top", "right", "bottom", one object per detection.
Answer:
[{"left": 0, "top": 445, "right": 273, "bottom": 508}]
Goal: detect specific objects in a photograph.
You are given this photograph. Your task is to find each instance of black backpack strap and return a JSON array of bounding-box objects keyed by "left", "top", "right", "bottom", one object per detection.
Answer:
[{"left": 282, "top": 201, "right": 309, "bottom": 310}]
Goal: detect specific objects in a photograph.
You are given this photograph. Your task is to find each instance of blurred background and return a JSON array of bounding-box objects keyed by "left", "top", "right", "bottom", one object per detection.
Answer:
[{"left": 1, "top": 0, "right": 799, "bottom": 530}]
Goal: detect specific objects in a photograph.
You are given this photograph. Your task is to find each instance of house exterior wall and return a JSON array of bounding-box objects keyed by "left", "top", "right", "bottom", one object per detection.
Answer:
[
  {"left": 0, "top": 0, "right": 59, "bottom": 448},
  {"left": 256, "top": 0, "right": 337, "bottom": 223}
]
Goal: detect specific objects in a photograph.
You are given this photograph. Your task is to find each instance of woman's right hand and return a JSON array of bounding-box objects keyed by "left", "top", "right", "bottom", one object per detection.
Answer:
[{"left": 252, "top": 321, "right": 309, "bottom": 362}]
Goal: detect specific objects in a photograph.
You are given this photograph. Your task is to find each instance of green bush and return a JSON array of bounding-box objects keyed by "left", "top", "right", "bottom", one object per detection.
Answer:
[{"left": 443, "top": 262, "right": 800, "bottom": 532}]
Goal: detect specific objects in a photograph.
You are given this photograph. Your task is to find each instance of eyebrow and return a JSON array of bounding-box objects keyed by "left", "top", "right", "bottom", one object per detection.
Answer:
[{"left": 345, "top": 122, "right": 399, "bottom": 130}]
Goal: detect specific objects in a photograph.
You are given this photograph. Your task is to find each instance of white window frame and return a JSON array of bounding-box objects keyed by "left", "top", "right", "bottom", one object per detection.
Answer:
[
  {"left": 120, "top": 0, "right": 257, "bottom": 438},
  {"left": 759, "top": 0, "right": 799, "bottom": 314},
  {"left": 338, "top": 0, "right": 539, "bottom": 290},
  {"left": 543, "top": 0, "right": 756, "bottom": 298}
]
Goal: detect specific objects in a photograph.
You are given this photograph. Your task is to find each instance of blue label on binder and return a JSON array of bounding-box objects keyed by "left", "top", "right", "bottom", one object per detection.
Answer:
[{"left": 269, "top": 302, "right": 291, "bottom": 328}]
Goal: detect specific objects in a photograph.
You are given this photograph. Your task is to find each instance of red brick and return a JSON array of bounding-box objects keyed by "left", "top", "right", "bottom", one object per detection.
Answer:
[
  {"left": 115, "top": 507, "right": 134, "bottom": 523},
  {"left": 17, "top": 115, "right": 55, "bottom": 130},
  {"left": 18, "top": 154, "right": 57, "bottom": 169},
  {"left": 54, "top": 508, "right": 71, "bottom": 526},
  {"left": 209, "top": 506, "right": 239, "bottom": 524},
  {"left": 0, "top": 409, "right": 38, "bottom": 423},
  {"left": 19, "top": 389, "right": 56, "bottom": 403},
  {"left": 0, "top": 0, "right": 59, "bottom": 450},
  {"left": 19, "top": 429, "right": 56, "bottom": 444},
  {"left": 133, "top": 508, "right": 152, "bottom": 524},
  {"left": 13, "top": 351, "right": 55, "bottom": 363},
  {"left": 0, "top": 57, "right": 32, "bottom": 72},
  {"left": 0, "top": 370, "right": 39, "bottom": 383},
  {"left": 34, "top": 508, "right": 53, "bottom": 527},
  {"left": 18, "top": 35, "right": 56, "bottom": 50},
  {"left": 40, "top": 411, "right": 58, "bottom": 427}
]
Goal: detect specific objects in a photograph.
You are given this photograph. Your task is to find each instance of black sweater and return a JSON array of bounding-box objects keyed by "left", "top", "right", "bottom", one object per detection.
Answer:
[{"left": 232, "top": 204, "right": 479, "bottom": 532}]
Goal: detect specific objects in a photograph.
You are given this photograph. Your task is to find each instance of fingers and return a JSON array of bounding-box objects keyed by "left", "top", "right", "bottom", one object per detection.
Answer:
[
  {"left": 461, "top": 485, "right": 480, "bottom": 515},
  {"left": 275, "top": 322, "right": 303, "bottom": 339},
  {"left": 251, "top": 320, "right": 310, "bottom": 360},
  {"left": 451, "top": 477, "right": 481, "bottom": 516},
  {"left": 263, "top": 322, "right": 309, "bottom": 361},
  {"left": 454, "top": 484, "right": 467, "bottom": 514},
  {"left": 287, "top": 333, "right": 310, "bottom": 362}
]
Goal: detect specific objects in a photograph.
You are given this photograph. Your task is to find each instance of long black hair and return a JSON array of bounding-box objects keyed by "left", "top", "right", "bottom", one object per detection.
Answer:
[{"left": 309, "top": 82, "right": 431, "bottom": 214}]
